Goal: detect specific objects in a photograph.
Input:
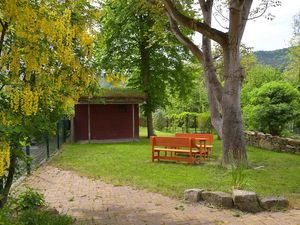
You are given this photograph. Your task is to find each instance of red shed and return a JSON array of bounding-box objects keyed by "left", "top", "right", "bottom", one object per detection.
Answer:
[{"left": 71, "top": 90, "right": 145, "bottom": 143}]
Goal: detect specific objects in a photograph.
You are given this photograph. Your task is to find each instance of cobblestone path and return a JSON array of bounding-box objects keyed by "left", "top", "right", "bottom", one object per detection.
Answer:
[{"left": 21, "top": 165, "right": 300, "bottom": 225}]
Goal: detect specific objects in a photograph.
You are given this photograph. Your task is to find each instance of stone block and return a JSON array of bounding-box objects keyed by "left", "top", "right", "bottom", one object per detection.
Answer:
[
  {"left": 259, "top": 196, "right": 289, "bottom": 211},
  {"left": 232, "top": 189, "right": 262, "bottom": 213},
  {"left": 202, "top": 191, "right": 233, "bottom": 208},
  {"left": 183, "top": 189, "right": 204, "bottom": 203}
]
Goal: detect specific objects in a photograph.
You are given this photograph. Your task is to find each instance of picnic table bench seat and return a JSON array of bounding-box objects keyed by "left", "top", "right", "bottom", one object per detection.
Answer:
[{"left": 150, "top": 136, "right": 205, "bottom": 164}]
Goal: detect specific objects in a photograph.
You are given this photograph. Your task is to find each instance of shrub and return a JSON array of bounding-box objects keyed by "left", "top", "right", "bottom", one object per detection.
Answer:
[
  {"left": 153, "top": 109, "right": 167, "bottom": 131},
  {"left": 16, "top": 188, "right": 46, "bottom": 210},
  {"left": 197, "top": 112, "right": 212, "bottom": 133},
  {"left": 19, "top": 210, "right": 73, "bottom": 225},
  {"left": 244, "top": 81, "right": 300, "bottom": 135}
]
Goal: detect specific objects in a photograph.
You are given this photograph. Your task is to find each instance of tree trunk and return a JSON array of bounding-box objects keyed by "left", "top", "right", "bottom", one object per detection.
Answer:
[
  {"left": 0, "top": 152, "right": 16, "bottom": 208},
  {"left": 202, "top": 37, "right": 222, "bottom": 137},
  {"left": 200, "top": 1, "right": 222, "bottom": 137},
  {"left": 146, "top": 110, "right": 154, "bottom": 137},
  {"left": 140, "top": 31, "right": 154, "bottom": 137},
  {"left": 221, "top": 47, "right": 247, "bottom": 166}
]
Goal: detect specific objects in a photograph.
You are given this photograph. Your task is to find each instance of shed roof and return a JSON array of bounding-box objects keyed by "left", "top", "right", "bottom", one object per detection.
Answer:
[{"left": 78, "top": 88, "right": 146, "bottom": 104}]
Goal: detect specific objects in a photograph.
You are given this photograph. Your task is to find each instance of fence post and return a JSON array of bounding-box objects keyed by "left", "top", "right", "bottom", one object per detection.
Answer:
[
  {"left": 56, "top": 122, "right": 60, "bottom": 150},
  {"left": 46, "top": 135, "right": 50, "bottom": 159},
  {"left": 26, "top": 146, "right": 31, "bottom": 175},
  {"left": 63, "top": 119, "right": 67, "bottom": 143}
]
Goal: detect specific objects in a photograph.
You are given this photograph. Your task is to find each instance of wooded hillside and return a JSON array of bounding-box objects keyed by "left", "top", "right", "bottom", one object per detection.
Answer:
[{"left": 254, "top": 48, "right": 290, "bottom": 71}]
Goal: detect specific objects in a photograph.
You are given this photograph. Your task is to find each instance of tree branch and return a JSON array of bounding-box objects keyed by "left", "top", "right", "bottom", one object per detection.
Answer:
[
  {"left": 163, "top": 0, "right": 227, "bottom": 47},
  {"left": 0, "top": 20, "right": 8, "bottom": 57},
  {"left": 229, "top": 0, "right": 253, "bottom": 45},
  {"left": 166, "top": 14, "right": 203, "bottom": 63}
]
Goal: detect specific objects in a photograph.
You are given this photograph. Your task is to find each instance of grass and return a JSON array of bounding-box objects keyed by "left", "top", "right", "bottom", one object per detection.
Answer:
[{"left": 51, "top": 127, "right": 300, "bottom": 207}]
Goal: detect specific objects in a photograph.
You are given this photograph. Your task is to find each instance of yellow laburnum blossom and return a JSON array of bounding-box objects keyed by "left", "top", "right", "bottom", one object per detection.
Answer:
[
  {"left": 0, "top": 112, "right": 10, "bottom": 126},
  {"left": 10, "top": 88, "right": 39, "bottom": 116},
  {"left": 2, "top": 0, "right": 95, "bottom": 119},
  {"left": 0, "top": 142, "right": 10, "bottom": 177}
]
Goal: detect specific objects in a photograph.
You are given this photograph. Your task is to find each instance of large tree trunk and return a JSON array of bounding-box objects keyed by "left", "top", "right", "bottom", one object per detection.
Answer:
[
  {"left": 221, "top": 47, "right": 247, "bottom": 166},
  {"left": 140, "top": 33, "right": 154, "bottom": 137}
]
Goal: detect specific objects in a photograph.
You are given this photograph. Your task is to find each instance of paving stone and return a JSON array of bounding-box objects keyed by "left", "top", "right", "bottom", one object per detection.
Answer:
[
  {"left": 260, "top": 196, "right": 289, "bottom": 211},
  {"left": 202, "top": 191, "right": 234, "bottom": 208},
  {"left": 232, "top": 189, "right": 262, "bottom": 213},
  {"left": 183, "top": 188, "right": 204, "bottom": 202}
]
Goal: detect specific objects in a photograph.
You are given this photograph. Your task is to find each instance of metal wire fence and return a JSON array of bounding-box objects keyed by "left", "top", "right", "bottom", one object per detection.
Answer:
[{"left": 22, "top": 119, "right": 70, "bottom": 175}]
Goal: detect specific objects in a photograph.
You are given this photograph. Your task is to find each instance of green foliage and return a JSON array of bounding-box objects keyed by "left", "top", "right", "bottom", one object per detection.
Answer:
[
  {"left": 244, "top": 82, "right": 300, "bottom": 135},
  {"left": 153, "top": 109, "right": 167, "bottom": 131},
  {"left": 241, "top": 64, "right": 283, "bottom": 107},
  {"left": 229, "top": 152, "right": 248, "bottom": 190},
  {"left": 0, "top": 207, "right": 73, "bottom": 225},
  {"left": 16, "top": 188, "right": 46, "bottom": 210},
  {"left": 197, "top": 112, "right": 212, "bottom": 133},
  {"left": 0, "top": 190, "right": 73, "bottom": 225},
  {"left": 284, "top": 13, "right": 300, "bottom": 91},
  {"left": 18, "top": 210, "right": 73, "bottom": 225},
  {"left": 0, "top": 206, "right": 17, "bottom": 225},
  {"left": 230, "top": 163, "right": 247, "bottom": 190},
  {"left": 97, "top": 0, "right": 195, "bottom": 114}
]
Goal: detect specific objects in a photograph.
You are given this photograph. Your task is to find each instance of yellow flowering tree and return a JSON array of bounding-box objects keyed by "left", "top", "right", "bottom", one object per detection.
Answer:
[{"left": 0, "top": 0, "right": 96, "bottom": 207}]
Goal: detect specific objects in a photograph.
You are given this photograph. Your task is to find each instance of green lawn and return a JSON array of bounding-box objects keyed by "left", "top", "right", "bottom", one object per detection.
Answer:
[{"left": 51, "top": 128, "right": 300, "bottom": 207}]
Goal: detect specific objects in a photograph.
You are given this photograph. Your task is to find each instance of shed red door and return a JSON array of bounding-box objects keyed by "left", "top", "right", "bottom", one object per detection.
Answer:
[{"left": 90, "top": 104, "right": 134, "bottom": 140}]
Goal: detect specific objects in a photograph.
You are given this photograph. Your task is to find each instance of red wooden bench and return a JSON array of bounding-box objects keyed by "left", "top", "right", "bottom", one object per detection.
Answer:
[
  {"left": 175, "top": 133, "right": 214, "bottom": 157},
  {"left": 150, "top": 136, "right": 202, "bottom": 164}
]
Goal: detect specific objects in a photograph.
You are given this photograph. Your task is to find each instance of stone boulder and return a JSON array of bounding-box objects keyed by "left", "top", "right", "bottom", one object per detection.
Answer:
[
  {"left": 183, "top": 189, "right": 204, "bottom": 203},
  {"left": 259, "top": 197, "right": 289, "bottom": 211},
  {"left": 232, "top": 189, "right": 262, "bottom": 213},
  {"left": 201, "top": 191, "right": 233, "bottom": 208}
]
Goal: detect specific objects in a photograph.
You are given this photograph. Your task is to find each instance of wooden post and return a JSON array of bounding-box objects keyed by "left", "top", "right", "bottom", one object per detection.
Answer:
[
  {"left": 132, "top": 104, "right": 135, "bottom": 141},
  {"left": 88, "top": 103, "right": 91, "bottom": 143}
]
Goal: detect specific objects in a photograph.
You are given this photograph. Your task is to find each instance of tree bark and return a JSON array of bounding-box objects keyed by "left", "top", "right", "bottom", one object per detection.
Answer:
[
  {"left": 146, "top": 111, "right": 154, "bottom": 137},
  {"left": 201, "top": 1, "right": 223, "bottom": 137},
  {"left": 139, "top": 28, "right": 154, "bottom": 137},
  {"left": 0, "top": 151, "right": 16, "bottom": 208},
  {"left": 221, "top": 46, "right": 247, "bottom": 166}
]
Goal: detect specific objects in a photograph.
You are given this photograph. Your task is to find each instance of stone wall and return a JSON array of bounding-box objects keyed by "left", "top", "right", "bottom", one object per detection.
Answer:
[{"left": 244, "top": 131, "right": 300, "bottom": 154}]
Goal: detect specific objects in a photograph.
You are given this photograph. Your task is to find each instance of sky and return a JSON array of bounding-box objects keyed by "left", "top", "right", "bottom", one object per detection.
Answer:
[
  {"left": 242, "top": 0, "right": 300, "bottom": 51},
  {"left": 194, "top": 0, "right": 300, "bottom": 51}
]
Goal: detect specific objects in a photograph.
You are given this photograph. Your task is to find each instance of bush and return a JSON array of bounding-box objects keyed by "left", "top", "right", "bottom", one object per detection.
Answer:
[
  {"left": 198, "top": 112, "right": 212, "bottom": 133},
  {"left": 0, "top": 189, "right": 73, "bottom": 225},
  {"left": 0, "top": 206, "right": 21, "bottom": 225},
  {"left": 153, "top": 109, "right": 167, "bottom": 131},
  {"left": 244, "top": 81, "right": 300, "bottom": 135},
  {"left": 19, "top": 210, "right": 73, "bottom": 225},
  {"left": 16, "top": 188, "right": 46, "bottom": 210}
]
